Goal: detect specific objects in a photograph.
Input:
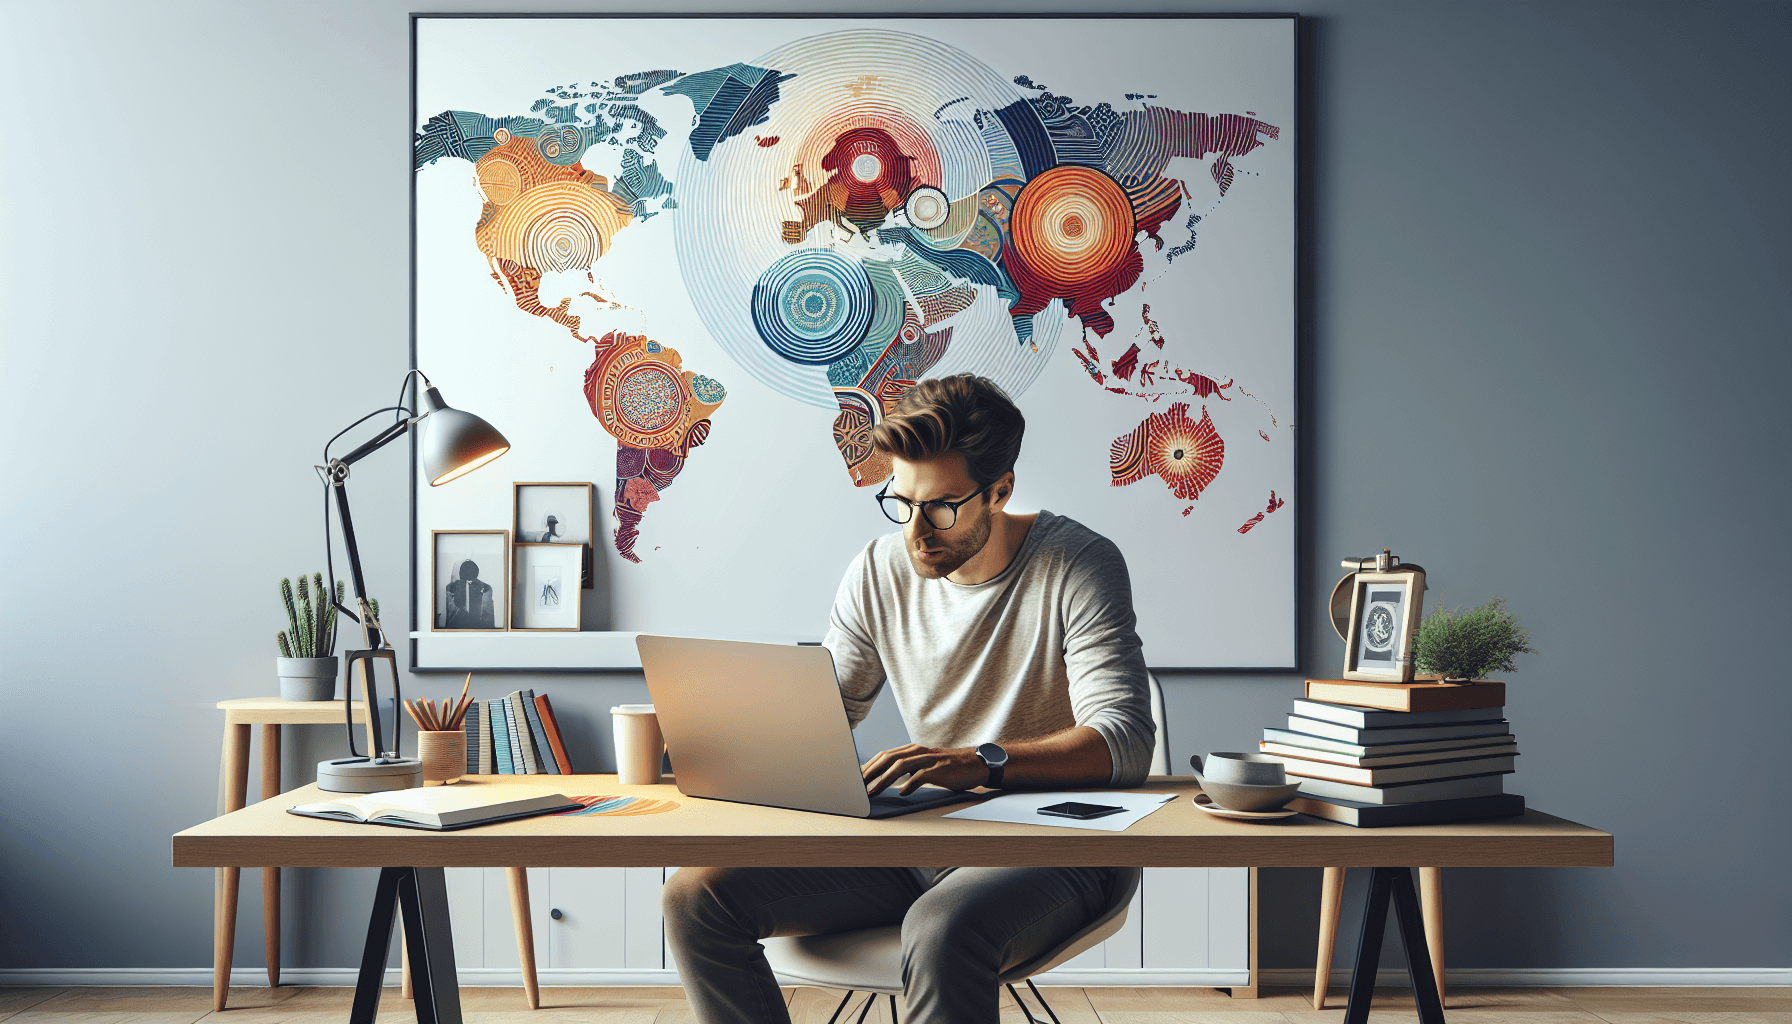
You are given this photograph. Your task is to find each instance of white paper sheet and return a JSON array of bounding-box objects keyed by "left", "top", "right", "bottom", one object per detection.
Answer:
[{"left": 941, "top": 791, "right": 1177, "bottom": 831}]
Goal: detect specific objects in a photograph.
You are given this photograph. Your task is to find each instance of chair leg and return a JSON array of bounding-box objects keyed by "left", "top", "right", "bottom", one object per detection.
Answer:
[
  {"left": 1024, "top": 979, "right": 1065, "bottom": 1024},
  {"left": 1314, "top": 866, "right": 1345, "bottom": 1009},
  {"left": 1418, "top": 867, "right": 1446, "bottom": 1008},
  {"left": 822, "top": 990, "right": 856, "bottom": 1024},
  {"left": 888, "top": 994, "right": 898, "bottom": 1024},
  {"left": 853, "top": 993, "right": 877, "bottom": 1024}
]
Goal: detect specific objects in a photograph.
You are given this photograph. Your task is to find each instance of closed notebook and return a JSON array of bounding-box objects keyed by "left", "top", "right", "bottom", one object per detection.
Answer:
[
  {"left": 465, "top": 701, "right": 483, "bottom": 776},
  {"left": 287, "top": 785, "right": 578, "bottom": 831},
  {"left": 478, "top": 700, "right": 496, "bottom": 774},
  {"left": 490, "top": 699, "right": 514, "bottom": 774},
  {"left": 1291, "top": 698, "right": 1504, "bottom": 729},
  {"left": 1261, "top": 729, "right": 1514, "bottom": 760},
  {"left": 1294, "top": 772, "right": 1507, "bottom": 805},
  {"left": 1285, "top": 715, "right": 1510, "bottom": 746},
  {"left": 1261, "top": 738, "right": 1519, "bottom": 768},
  {"left": 535, "top": 693, "right": 574, "bottom": 775},
  {"left": 1268, "top": 751, "right": 1518, "bottom": 786},
  {"left": 1290, "top": 792, "right": 1525, "bottom": 828}
]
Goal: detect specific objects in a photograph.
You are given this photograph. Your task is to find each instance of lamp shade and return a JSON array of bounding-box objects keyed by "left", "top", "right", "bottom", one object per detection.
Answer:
[{"left": 419, "top": 388, "right": 510, "bottom": 485}]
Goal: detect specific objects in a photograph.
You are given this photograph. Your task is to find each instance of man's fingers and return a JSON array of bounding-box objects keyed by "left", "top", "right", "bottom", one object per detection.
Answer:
[
  {"left": 862, "top": 745, "right": 931, "bottom": 782},
  {"left": 868, "top": 754, "right": 936, "bottom": 797}
]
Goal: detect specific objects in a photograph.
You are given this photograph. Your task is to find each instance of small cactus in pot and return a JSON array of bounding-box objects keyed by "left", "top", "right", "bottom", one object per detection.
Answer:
[{"left": 276, "top": 573, "right": 345, "bottom": 701}]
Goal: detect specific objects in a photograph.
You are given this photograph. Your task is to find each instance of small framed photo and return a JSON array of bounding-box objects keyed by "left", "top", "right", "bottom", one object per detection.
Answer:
[
  {"left": 1343, "top": 572, "right": 1424, "bottom": 682},
  {"left": 512, "top": 543, "right": 583, "bottom": 631},
  {"left": 514, "top": 482, "right": 595, "bottom": 589},
  {"left": 513, "top": 482, "right": 593, "bottom": 544},
  {"left": 432, "top": 530, "right": 509, "bottom": 631}
]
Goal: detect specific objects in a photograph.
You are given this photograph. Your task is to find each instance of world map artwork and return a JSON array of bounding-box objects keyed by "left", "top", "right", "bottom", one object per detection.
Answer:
[{"left": 415, "top": 28, "right": 1287, "bottom": 565}]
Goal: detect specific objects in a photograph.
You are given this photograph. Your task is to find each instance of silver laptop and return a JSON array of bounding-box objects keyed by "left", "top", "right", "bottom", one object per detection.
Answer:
[{"left": 635, "top": 635, "right": 980, "bottom": 819}]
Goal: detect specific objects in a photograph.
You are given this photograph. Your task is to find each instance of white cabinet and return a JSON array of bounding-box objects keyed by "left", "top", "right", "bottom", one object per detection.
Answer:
[
  {"left": 444, "top": 866, "right": 665, "bottom": 973},
  {"left": 449, "top": 865, "right": 1246, "bottom": 984}
]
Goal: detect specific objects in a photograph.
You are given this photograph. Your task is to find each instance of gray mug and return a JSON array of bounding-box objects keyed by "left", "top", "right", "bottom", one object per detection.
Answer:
[{"left": 1195, "top": 752, "right": 1287, "bottom": 786}]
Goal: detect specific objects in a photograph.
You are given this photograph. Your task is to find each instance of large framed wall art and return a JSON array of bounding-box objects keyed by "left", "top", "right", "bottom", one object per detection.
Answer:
[{"left": 411, "top": 14, "right": 1297, "bottom": 671}]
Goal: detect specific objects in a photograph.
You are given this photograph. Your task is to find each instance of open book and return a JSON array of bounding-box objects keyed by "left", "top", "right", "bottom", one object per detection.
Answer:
[{"left": 288, "top": 785, "right": 579, "bottom": 831}]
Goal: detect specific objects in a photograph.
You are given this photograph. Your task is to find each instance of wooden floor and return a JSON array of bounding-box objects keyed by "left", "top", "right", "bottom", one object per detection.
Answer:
[{"left": 0, "top": 986, "right": 1786, "bottom": 1024}]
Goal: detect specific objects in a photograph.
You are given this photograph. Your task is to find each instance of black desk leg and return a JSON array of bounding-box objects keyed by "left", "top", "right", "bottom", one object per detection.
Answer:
[
  {"left": 1342, "top": 867, "right": 1446, "bottom": 1024},
  {"left": 350, "top": 868, "right": 405, "bottom": 1024},
  {"left": 399, "top": 867, "right": 463, "bottom": 1024},
  {"left": 349, "top": 867, "right": 462, "bottom": 1024}
]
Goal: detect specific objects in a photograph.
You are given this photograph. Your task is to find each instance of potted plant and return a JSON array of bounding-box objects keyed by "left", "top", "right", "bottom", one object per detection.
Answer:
[
  {"left": 1411, "top": 596, "right": 1536, "bottom": 683},
  {"left": 275, "top": 574, "right": 345, "bottom": 701}
]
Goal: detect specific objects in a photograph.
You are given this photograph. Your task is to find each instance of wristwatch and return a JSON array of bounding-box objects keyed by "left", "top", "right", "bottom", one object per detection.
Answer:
[{"left": 975, "top": 742, "right": 1009, "bottom": 789}]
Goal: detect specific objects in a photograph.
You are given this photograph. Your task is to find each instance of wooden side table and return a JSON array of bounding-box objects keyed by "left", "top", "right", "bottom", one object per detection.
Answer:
[{"left": 214, "top": 698, "right": 366, "bottom": 1011}]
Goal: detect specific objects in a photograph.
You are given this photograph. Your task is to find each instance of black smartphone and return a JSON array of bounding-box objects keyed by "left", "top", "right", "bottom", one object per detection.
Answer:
[{"left": 1038, "top": 801, "right": 1127, "bottom": 820}]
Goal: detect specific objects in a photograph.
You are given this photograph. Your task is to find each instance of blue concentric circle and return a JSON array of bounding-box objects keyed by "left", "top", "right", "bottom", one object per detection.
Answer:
[{"left": 751, "top": 249, "right": 876, "bottom": 365}]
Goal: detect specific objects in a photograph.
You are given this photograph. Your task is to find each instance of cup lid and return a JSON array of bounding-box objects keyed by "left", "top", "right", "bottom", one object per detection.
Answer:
[{"left": 611, "top": 704, "right": 656, "bottom": 714}]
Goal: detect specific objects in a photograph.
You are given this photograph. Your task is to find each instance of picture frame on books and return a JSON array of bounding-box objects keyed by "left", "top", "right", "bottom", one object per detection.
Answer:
[
  {"left": 431, "top": 530, "right": 510, "bottom": 632},
  {"left": 512, "top": 481, "right": 594, "bottom": 589},
  {"left": 1342, "top": 571, "right": 1424, "bottom": 682},
  {"left": 512, "top": 542, "right": 583, "bottom": 631}
]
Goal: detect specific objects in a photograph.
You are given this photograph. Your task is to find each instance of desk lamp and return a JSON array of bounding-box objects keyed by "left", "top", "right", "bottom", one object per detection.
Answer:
[{"left": 315, "top": 371, "right": 510, "bottom": 793}]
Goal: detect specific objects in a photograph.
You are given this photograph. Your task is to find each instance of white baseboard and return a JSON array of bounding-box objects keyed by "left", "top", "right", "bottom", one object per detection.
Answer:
[{"left": 3, "top": 967, "right": 1786, "bottom": 989}]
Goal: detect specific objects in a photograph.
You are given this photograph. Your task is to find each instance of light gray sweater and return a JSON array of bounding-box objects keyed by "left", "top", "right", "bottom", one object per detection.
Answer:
[{"left": 823, "top": 510, "right": 1156, "bottom": 787}]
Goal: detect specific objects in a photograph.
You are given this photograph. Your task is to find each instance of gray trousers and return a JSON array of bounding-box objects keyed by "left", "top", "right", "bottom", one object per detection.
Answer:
[{"left": 662, "top": 865, "right": 1122, "bottom": 1024}]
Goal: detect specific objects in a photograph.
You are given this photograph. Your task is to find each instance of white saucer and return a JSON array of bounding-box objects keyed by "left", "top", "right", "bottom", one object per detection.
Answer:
[{"left": 1193, "top": 792, "right": 1298, "bottom": 820}]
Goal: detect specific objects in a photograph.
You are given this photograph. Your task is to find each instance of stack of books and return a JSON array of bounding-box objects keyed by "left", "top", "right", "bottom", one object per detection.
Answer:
[
  {"left": 464, "top": 689, "right": 575, "bottom": 775},
  {"left": 1263, "top": 680, "right": 1525, "bottom": 827}
]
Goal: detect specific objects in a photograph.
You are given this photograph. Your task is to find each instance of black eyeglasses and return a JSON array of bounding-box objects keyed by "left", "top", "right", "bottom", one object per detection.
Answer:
[{"left": 875, "top": 482, "right": 991, "bottom": 530}]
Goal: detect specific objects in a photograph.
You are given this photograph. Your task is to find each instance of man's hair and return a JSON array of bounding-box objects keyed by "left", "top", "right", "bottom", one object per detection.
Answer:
[{"left": 870, "top": 374, "right": 1026, "bottom": 488}]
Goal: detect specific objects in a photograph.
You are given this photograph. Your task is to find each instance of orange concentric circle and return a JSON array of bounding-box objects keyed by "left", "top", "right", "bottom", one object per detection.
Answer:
[{"left": 1008, "top": 165, "right": 1135, "bottom": 289}]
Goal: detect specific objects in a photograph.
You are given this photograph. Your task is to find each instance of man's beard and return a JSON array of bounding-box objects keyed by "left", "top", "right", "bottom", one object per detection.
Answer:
[{"left": 906, "top": 505, "right": 993, "bottom": 580}]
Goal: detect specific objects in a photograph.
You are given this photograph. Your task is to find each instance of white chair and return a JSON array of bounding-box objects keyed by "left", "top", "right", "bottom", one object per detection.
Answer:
[{"left": 764, "top": 673, "right": 1170, "bottom": 1023}]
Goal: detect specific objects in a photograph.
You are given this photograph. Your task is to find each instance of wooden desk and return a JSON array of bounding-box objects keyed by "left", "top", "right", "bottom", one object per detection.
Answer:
[
  {"left": 175, "top": 775, "right": 1611, "bottom": 1024},
  {"left": 213, "top": 698, "right": 366, "bottom": 1010}
]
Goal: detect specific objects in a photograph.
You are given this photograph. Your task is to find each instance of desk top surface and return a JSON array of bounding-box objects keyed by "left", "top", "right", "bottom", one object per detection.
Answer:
[
  {"left": 173, "top": 775, "right": 1611, "bottom": 869},
  {"left": 218, "top": 698, "right": 367, "bottom": 725}
]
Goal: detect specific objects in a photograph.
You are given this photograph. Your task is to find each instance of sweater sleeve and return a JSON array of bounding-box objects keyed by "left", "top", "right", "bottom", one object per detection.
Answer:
[
  {"left": 822, "top": 541, "right": 888, "bottom": 729},
  {"left": 1061, "top": 536, "right": 1156, "bottom": 787}
]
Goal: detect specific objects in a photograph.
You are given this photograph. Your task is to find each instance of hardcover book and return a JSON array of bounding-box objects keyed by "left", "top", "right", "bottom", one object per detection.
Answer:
[
  {"left": 1294, "top": 771, "right": 1508, "bottom": 805},
  {"left": 1289, "top": 792, "right": 1525, "bottom": 827},
  {"left": 1305, "top": 679, "right": 1507, "bottom": 713}
]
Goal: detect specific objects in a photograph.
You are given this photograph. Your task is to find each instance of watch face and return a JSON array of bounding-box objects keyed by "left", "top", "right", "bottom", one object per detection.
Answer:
[{"left": 977, "top": 742, "right": 1008, "bottom": 766}]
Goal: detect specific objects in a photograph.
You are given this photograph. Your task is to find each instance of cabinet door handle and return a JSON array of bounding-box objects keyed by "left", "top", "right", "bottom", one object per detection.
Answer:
[{"left": 550, "top": 908, "right": 563, "bottom": 921}]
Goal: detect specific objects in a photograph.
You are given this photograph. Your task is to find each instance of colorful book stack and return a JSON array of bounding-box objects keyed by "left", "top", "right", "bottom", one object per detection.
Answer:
[
  {"left": 463, "top": 689, "right": 575, "bottom": 775},
  {"left": 1262, "top": 680, "right": 1525, "bottom": 827}
]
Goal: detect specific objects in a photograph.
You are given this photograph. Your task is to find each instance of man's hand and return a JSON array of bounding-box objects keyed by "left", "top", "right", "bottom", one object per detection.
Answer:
[{"left": 862, "top": 743, "right": 988, "bottom": 797}]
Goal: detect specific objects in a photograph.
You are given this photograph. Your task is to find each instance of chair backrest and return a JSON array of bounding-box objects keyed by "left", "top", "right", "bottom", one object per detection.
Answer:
[{"left": 1148, "top": 671, "right": 1170, "bottom": 776}]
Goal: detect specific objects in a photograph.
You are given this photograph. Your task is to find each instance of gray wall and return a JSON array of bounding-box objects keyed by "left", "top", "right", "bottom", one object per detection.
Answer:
[{"left": 1, "top": 0, "right": 1786, "bottom": 976}]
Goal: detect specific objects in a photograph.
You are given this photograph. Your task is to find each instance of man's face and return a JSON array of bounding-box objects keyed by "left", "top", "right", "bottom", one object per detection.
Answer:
[{"left": 889, "top": 453, "right": 995, "bottom": 580}]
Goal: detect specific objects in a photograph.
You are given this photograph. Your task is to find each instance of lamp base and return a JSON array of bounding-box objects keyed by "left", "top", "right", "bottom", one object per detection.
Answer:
[{"left": 317, "top": 756, "right": 425, "bottom": 793}]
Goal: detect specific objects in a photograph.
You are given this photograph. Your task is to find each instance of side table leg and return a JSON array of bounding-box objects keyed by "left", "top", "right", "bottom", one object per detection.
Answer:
[
  {"left": 214, "top": 722, "right": 250, "bottom": 1012},
  {"left": 508, "top": 867, "right": 541, "bottom": 1009},
  {"left": 260, "top": 724, "right": 282, "bottom": 989},
  {"left": 1418, "top": 867, "right": 1446, "bottom": 1008},
  {"left": 1314, "top": 867, "right": 1346, "bottom": 1009}
]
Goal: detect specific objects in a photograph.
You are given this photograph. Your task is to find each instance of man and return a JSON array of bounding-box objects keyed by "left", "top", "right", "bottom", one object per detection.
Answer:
[{"left": 663, "top": 374, "right": 1154, "bottom": 1023}]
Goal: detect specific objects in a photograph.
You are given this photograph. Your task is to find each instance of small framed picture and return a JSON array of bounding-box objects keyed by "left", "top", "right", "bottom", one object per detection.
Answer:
[
  {"left": 432, "top": 530, "right": 509, "bottom": 631},
  {"left": 1343, "top": 571, "right": 1424, "bottom": 682},
  {"left": 512, "top": 543, "right": 583, "bottom": 631},
  {"left": 514, "top": 482, "right": 595, "bottom": 589}
]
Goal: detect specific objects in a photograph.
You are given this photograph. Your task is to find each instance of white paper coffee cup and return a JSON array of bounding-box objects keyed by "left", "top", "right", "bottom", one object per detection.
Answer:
[{"left": 611, "top": 704, "right": 664, "bottom": 785}]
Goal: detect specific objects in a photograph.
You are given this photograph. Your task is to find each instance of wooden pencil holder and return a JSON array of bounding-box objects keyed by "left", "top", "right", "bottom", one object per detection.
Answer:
[{"left": 417, "top": 730, "right": 466, "bottom": 785}]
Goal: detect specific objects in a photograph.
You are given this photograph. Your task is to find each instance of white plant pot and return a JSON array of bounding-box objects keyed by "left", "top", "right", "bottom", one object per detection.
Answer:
[{"left": 277, "top": 656, "right": 339, "bottom": 702}]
